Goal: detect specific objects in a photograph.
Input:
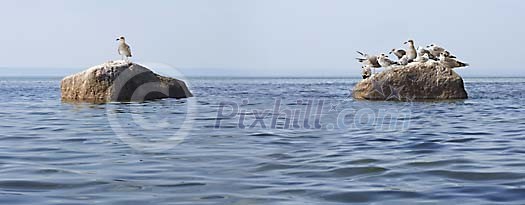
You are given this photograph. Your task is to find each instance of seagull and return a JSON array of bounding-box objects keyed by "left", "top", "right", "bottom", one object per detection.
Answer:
[
  {"left": 389, "top": 48, "right": 406, "bottom": 60},
  {"left": 116, "top": 36, "right": 132, "bottom": 61},
  {"left": 403, "top": 40, "right": 417, "bottom": 61},
  {"left": 417, "top": 46, "right": 436, "bottom": 60},
  {"left": 356, "top": 51, "right": 381, "bottom": 68},
  {"left": 377, "top": 53, "right": 398, "bottom": 68},
  {"left": 427, "top": 44, "right": 456, "bottom": 59},
  {"left": 415, "top": 53, "right": 430, "bottom": 63},
  {"left": 439, "top": 52, "right": 468, "bottom": 69},
  {"left": 398, "top": 55, "right": 410, "bottom": 65},
  {"left": 362, "top": 65, "right": 372, "bottom": 79}
]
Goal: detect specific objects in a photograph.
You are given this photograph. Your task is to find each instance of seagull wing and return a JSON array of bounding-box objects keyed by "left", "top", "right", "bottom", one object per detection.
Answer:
[
  {"left": 393, "top": 50, "right": 405, "bottom": 59},
  {"left": 356, "top": 58, "right": 366, "bottom": 63}
]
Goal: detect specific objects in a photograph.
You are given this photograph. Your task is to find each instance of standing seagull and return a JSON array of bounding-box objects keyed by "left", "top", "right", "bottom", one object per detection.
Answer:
[
  {"left": 439, "top": 52, "right": 469, "bottom": 69},
  {"left": 116, "top": 36, "right": 132, "bottom": 61},
  {"left": 389, "top": 48, "right": 406, "bottom": 60},
  {"left": 404, "top": 40, "right": 417, "bottom": 61}
]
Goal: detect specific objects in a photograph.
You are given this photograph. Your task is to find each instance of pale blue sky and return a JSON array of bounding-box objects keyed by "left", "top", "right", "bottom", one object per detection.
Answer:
[{"left": 0, "top": 0, "right": 524, "bottom": 77}]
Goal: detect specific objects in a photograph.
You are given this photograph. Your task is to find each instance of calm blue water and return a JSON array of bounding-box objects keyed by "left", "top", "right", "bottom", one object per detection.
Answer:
[{"left": 0, "top": 76, "right": 524, "bottom": 204}]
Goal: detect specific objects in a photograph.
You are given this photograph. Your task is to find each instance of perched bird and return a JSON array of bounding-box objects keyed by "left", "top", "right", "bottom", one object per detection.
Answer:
[
  {"left": 389, "top": 48, "right": 406, "bottom": 60},
  {"left": 427, "top": 44, "right": 456, "bottom": 59},
  {"left": 439, "top": 52, "right": 468, "bottom": 69},
  {"left": 404, "top": 40, "right": 417, "bottom": 61},
  {"left": 116, "top": 36, "right": 132, "bottom": 61},
  {"left": 377, "top": 53, "right": 398, "bottom": 68},
  {"left": 417, "top": 46, "right": 436, "bottom": 60},
  {"left": 398, "top": 55, "right": 410, "bottom": 65},
  {"left": 356, "top": 51, "right": 381, "bottom": 68},
  {"left": 362, "top": 65, "right": 372, "bottom": 79},
  {"left": 415, "top": 53, "right": 430, "bottom": 63}
]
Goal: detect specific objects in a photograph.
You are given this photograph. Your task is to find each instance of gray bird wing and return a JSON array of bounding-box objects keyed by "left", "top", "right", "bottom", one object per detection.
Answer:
[
  {"left": 369, "top": 56, "right": 381, "bottom": 67},
  {"left": 395, "top": 50, "right": 407, "bottom": 59}
]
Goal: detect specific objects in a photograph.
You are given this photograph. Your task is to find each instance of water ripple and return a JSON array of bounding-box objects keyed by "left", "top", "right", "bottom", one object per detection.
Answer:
[{"left": 0, "top": 77, "right": 524, "bottom": 204}]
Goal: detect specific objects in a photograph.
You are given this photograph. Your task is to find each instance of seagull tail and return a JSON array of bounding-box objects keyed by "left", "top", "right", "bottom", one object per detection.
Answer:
[
  {"left": 356, "top": 51, "right": 365, "bottom": 57},
  {"left": 460, "top": 62, "right": 469, "bottom": 67},
  {"left": 356, "top": 58, "right": 366, "bottom": 63}
]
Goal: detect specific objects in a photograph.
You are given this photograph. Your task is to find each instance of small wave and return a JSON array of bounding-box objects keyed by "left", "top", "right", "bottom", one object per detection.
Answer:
[
  {"left": 0, "top": 180, "right": 107, "bottom": 190},
  {"left": 156, "top": 182, "right": 206, "bottom": 188},
  {"left": 322, "top": 190, "right": 424, "bottom": 203},
  {"left": 249, "top": 133, "right": 282, "bottom": 137},
  {"left": 424, "top": 170, "right": 525, "bottom": 181}
]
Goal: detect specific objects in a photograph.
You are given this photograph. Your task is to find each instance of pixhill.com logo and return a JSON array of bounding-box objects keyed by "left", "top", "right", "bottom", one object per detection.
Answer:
[{"left": 214, "top": 96, "right": 413, "bottom": 131}]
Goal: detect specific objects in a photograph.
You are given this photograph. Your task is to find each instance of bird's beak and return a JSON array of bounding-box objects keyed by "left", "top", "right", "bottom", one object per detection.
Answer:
[
  {"left": 116, "top": 39, "right": 119, "bottom": 41},
  {"left": 389, "top": 51, "right": 392, "bottom": 54},
  {"left": 403, "top": 42, "right": 408, "bottom": 44}
]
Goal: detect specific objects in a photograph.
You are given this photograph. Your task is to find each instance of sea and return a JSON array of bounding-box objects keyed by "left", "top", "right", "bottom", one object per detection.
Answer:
[{"left": 0, "top": 76, "right": 524, "bottom": 204}]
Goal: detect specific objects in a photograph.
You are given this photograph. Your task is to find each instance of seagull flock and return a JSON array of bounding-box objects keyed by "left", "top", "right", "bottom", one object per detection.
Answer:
[
  {"left": 113, "top": 36, "right": 468, "bottom": 76},
  {"left": 357, "top": 39, "right": 469, "bottom": 77}
]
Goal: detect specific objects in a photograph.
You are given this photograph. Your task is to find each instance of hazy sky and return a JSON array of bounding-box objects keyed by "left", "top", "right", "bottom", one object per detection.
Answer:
[{"left": 0, "top": 0, "right": 524, "bottom": 77}]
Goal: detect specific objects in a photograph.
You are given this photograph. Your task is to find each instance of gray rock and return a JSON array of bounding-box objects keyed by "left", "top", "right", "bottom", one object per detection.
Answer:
[
  {"left": 352, "top": 61, "right": 468, "bottom": 101},
  {"left": 61, "top": 61, "right": 193, "bottom": 103}
]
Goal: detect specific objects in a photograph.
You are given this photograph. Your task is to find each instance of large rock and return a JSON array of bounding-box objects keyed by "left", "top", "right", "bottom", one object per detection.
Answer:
[
  {"left": 352, "top": 61, "right": 467, "bottom": 101},
  {"left": 61, "top": 61, "right": 193, "bottom": 103}
]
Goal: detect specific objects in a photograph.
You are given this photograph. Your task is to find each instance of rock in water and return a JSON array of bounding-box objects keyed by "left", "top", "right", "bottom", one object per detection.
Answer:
[
  {"left": 61, "top": 61, "right": 193, "bottom": 103},
  {"left": 352, "top": 61, "right": 467, "bottom": 101}
]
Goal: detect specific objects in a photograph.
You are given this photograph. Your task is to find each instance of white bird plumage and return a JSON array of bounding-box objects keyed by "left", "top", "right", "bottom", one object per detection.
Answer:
[
  {"left": 415, "top": 53, "right": 430, "bottom": 63},
  {"left": 439, "top": 52, "right": 468, "bottom": 69},
  {"left": 398, "top": 55, "right": 410, "bottom": 65},
  {"left": 355, "top": 39, "right": 470, "bottom": 76},
  {"left": 377, "top": 53, "right": 398, "bottom": 68}
]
